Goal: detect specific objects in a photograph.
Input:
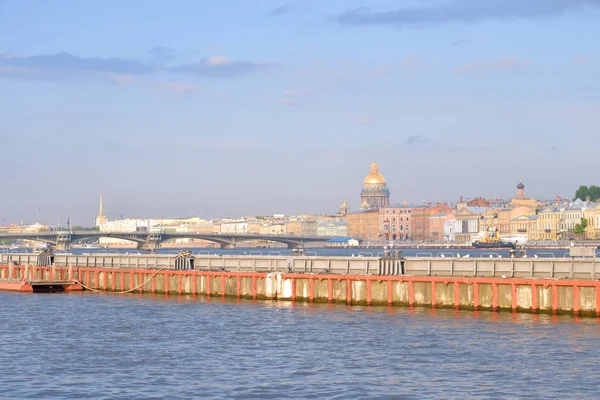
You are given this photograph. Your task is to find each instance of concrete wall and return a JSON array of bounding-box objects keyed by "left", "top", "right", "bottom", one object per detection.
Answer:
[
  {"left": 3, "top": 264, "right": 600, "bottom": 317},
  {"left": 2, "top": 253, "right": 600, "bottom": 280}
]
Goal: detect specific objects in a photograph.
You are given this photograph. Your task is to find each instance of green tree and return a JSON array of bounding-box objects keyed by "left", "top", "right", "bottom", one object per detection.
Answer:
[
  {"left": 573, "top": 218, "right": 588, "bottom": 235},
  {"left": 589, "top": 185, "right": 600, "bottom": 202},
  {"left": 574, "top": 185, "right": 590, "bottom": 201}
]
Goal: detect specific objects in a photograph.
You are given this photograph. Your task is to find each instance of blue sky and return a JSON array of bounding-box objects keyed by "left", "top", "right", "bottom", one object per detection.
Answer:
[{"left": 1, "top": 0, "right": 599, "bottom": 225}]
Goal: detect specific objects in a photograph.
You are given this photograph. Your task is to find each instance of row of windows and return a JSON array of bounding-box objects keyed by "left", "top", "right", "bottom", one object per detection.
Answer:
[
  {"left": 384, "top": 210, "right": 412, "bottom": 214},
  {"left": 383, "top": 225, "right": 410, "bottom": 231}
]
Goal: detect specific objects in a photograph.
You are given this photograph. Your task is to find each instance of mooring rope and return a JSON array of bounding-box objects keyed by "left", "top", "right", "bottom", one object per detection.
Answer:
[{"left": 72, "top": 266, "right": 171, "bottom": 294}]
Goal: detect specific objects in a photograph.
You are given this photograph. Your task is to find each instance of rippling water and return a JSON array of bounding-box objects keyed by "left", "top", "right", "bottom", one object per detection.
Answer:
[{"left": 1, "top": 292, "right": 599, "bottom": 399}]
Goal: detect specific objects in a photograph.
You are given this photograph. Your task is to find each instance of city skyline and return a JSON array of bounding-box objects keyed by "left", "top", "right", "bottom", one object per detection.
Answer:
[{"left": 1, "top": 0, "right": 598, "bottom": 223}]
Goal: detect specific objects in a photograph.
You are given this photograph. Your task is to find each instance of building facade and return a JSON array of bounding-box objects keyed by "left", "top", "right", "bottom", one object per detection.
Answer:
[
  {"left": 379, "top": 205, "right": 413, "bottom": 241},
  {"left": 347, "top": 209, "right": 380, "bottom": 239}
]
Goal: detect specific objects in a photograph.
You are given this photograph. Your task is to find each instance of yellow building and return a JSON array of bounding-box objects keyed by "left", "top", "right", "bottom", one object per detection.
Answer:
[
  {"left": 347, "top": 209, "right": 380, "bottom": 239},
  {"left": 510, "top": 214, "right": 539, "bottom": 237},
  {"left": 585, "top": 204, "right": 600, "bottom": 239},
  {"left": 286, "top": 220, "right": 317, "bottom": 236},
  {"left": 498, "top": 206, "right": 535, "bottom": 234},
  {"left": 479, "top": 210, "right": 499, "bottom": 233},
  {"left": 536, "top": 206, "right": 563, "bottom": 241}
]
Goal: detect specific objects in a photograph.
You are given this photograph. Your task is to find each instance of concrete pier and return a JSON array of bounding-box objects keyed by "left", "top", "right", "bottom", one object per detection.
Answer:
[{"left": 2, "top": 264, "right": 600, "bottom": 317}]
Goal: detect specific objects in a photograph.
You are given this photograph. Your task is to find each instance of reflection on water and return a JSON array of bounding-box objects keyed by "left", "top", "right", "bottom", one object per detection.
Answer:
[{"left": 1, "top": 292, "right": 599, "bottom": 399}]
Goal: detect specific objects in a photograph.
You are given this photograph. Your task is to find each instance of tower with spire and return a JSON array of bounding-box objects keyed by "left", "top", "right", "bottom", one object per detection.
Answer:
[{"left": 95, "top": 194, "right": 107, "bottom": 227}]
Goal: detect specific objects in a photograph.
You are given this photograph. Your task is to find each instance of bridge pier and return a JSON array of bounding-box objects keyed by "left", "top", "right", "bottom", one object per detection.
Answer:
[
  {"left": 55, "top": 242, "right": 71, "bottom": 251},
  {"left": 138, "top": 241, "right": 161, "bottom": 251},
  {"left": 220, "top": 243, "right": 236, "bottom": 249}
]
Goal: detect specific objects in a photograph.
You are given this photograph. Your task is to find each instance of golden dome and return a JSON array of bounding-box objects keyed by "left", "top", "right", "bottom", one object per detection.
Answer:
[{"left": 363, "top": 162, "right": 386, "bottom": 185}]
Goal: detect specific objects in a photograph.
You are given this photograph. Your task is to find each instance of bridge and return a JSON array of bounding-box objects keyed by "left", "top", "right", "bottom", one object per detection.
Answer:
[{"left": 0, "top": 231, "right": 338, "bottom": 251}]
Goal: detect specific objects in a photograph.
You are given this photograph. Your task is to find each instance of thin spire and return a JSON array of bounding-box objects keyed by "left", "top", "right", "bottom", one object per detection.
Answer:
[{"left": 99, "top": 194, "right": 103, "bottom": 215}]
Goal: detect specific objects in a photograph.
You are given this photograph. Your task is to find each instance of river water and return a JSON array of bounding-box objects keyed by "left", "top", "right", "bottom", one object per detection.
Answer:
[{"left": 1, "top": 292, "right": 599, "bottom": 399}]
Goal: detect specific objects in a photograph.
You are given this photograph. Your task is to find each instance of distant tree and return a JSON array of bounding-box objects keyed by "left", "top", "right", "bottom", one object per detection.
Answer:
[
  {"left": 71, "top": 226, "right": 99, "bottom": 231},
  {"left": 573, "top": 218, "right": 588, "bottom": 236},
  {"left": 255, "top": 216, "right": 265, "bottom": 220},
  {"left": 589, "top": 186, "right": 600, "bottom": 202},
  {"left": 574, "top": 185, "right": 590, "bottom": 201}
]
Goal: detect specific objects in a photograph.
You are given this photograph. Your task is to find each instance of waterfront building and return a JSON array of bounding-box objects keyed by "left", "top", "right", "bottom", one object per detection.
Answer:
[
  {"left": 510, "top": 214, "right": 539, "bottom": 237},
  {"left": 561, "top": 199, "right": 595, "bottom": 238},
  {"left": 585, "top": 204, "right": 600, "bottom": 239},
  {"left": 411, "top": 204, "right": 453, "bottom": 242},
  {"left": 219, "top": 219, "right": 256, "bottom": 234},
  {"left": 429, "top": 213, "right": 451, "bottom": 242},
  {"left": 497, "top": 206, "right": 534, "bottom": 234},
  {"left": 443, "top": 219, "right": 462, "bottom": 242},
  {"left": 259, "top": 222, "right": 286, "bottom": 235},
  {"left": 347, "top": 209, "right": 380, "bottom": 239},
  {"left": 286, "top": 219, "right": 317, "bottom": 236},
  {"left": 379, "top": 204, "right": 415, "bottom": 241},
  {"left": 360, "top": 162, "right": 390, "bottom": 210},
  {"left": 316, "top": 221, "right": 348, "bottom": 237},
  {"left": 452, "top": 206, "right": 485, "bottom": 244},
  {"left": 0, "top": 222, "right": 49, "bottom": 234},
  {"left": 537, "top": 206, "right": 563, "bottom": 241},
  {"left": 479, "top": 210, "right": 499, "bottom": 234}
]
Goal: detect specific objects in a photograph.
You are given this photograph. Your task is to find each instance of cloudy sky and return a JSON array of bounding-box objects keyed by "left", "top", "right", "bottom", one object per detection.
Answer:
[{"left": 1, "top": 0, "right": 599, "bottom": 225}]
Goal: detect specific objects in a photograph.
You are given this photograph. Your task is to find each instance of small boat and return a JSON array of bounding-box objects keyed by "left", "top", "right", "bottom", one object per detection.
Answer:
[
  {"left": 473, "top": 241, "right": 515, "bottom": 249},
  {"left": 473, "top": 228, "right": 516, "bottom": 249}
]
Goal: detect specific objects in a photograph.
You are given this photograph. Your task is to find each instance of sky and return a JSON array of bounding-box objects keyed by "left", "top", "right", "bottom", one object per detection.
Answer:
[{"left": 1, "top": 0, "right": 599, "bottom": 225}]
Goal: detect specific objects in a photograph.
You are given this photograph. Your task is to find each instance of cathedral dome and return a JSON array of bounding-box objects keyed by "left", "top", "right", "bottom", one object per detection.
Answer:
[
  {"left": 363, "top": 162, "right": 386, "bottom": 185},
  {"left": 517, "top": 181, "right": 525, "bottom": 190}
]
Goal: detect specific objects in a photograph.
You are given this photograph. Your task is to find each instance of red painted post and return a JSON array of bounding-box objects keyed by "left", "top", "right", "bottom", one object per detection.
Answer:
[
  {"left": 531, "top": 284, "right": 538, "bottom": 312},
  {"left": 409, "top": 280, "right": 415, "bottom": 307},
  {"left": 346, "top": 278, "right": 352, "bottom": 305},
  {"left": 573, "top": 285, "right": 580, "bottom": 315},
  {"left": 120, "top": 271, "right": 125, "bottom": 291},
  {"left": 511, "top": 284, "right": 518, "bottom": 311},
  {"left": 492, "top": 283, "right": 499, "bottom": 311},
  {"left": 328, "top": 278, "right": 333, "bottom": 302},
  {"left": 454, "top": 282, "right": 461, "bottom": 308},
  {"left": 366, "top": 279, "right": 372, "bottom": 305},
  {"left": 129, "top": 271, "right": 134, "bottom": 291},
  {"left": 388, "top": 280, "right": 394, "bottom": 305},
  {"left": 595, "top": 285, "right": 600, "bottom": 317},
  {"left": 102, "top": 271, "right": 107, "bottom": 291}
]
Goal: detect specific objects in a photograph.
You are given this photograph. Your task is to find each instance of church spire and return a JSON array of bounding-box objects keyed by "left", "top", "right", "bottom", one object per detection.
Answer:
[{"left": 99, "top": 193, "right": 103, "bottom": 216}]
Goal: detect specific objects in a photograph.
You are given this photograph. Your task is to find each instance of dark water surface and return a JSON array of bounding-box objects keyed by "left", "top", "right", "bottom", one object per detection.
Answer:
[{"left": 1, "top": 292, "right": 599, "bottom": 399}]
